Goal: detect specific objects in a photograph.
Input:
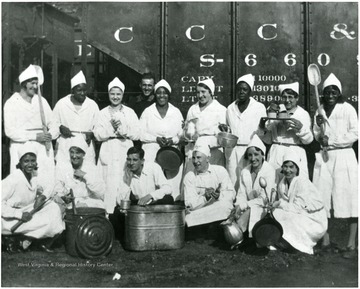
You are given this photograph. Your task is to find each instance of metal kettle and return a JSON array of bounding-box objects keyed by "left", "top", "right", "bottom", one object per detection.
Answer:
[{"left": 220, "top": 220, "right": 244, "bottom": 248}]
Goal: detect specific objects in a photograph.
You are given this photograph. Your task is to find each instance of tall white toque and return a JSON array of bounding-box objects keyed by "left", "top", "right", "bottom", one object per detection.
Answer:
[
  {"left": 18, "top": 64, "right": 38, "bottom": 83},
  {"left": 236, "top": 74, "right": 255, "bottom": 91},
  {"left": 71, "top": 70, "right": 87, "bottom": 89},
  {"left": 323, "top": 73, "right": 342, "bottom": 94},
  {"left": 278, "top": 82, "right": 299, "bottom": 95},
  {"left": 108, "top": 77, "right": 125, "bottom": 92},
  {"left": 198, "top": 78, "right": 215, "bottom": 95}
]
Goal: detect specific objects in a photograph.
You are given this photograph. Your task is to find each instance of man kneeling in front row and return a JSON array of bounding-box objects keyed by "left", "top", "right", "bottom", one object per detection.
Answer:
[
  {"left": 184, "top": 143, "right": 235, "bottom": 228},
  {"left": 118, "top": 146, "right": 174, "bottom": 206}
]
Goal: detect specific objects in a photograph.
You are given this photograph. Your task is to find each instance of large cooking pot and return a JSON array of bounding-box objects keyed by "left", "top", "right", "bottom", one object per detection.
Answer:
[
  {"left": 125, "top": 205, "right": 185, "bottom": 251},
  {"left": 64, "top": 207, "right": 114, "bottom": 258},
  {"left": 217, "top": 132, "right": 238, "bottom": 148},
  {"left": 251, "top": 211, "right": 283, "bottom": 247}
]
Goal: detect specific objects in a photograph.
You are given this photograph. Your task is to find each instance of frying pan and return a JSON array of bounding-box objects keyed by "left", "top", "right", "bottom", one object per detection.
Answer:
[
  {"left": 307, "top": 63, "right": 328, "bottom": 161},
  {"left": 252, "top": 177, "right": 283, "bottom": 247},
  {"left": 252, "top": 211, "right": 283, "bottom": 247},
  {"left": 156, "top": 146, "right": 184, "bottom": 171},
  {"left": 33, "top": 65, "right": 51, "bottom": 153}
]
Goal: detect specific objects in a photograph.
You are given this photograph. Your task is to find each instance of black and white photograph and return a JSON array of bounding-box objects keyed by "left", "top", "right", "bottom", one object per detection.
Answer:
[{"left": 1, "top": 1, "right": 358, "bottom": 287}]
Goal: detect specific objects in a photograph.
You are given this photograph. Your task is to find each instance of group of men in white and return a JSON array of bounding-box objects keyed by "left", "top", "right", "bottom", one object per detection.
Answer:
[{"left": 2, "top": 63, "right": 358, "bottom": 257}]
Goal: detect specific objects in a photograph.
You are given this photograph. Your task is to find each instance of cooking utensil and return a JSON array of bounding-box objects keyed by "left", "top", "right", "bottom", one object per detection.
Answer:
[
  {"left": 183, "top": 118, "right": 199, "bottom": 142},
  {"left": 10, "top": 197, "right": 49, "bottom": 233},
  {"left": 251, "top": 212, "right": 283, "bottom": 247},
  {"left": 10, "top": 191, "right": 59, "bottom": 233},
  {"left": 156, "top": 146, "right": 183, "bottom": 171},
  {"left": 221, "top": 220, "right": 244, "bottom": 248},
  {"left": 307, "top": 63, "right": 321, "bottom": 106},
  {"left": 252, "top": 177, "right": 283, "bottom": 247},
  {"left": 267, "top": 111, "right": 277, "bottom": 118},
  {"left": 69, "top": 188, "right": 77, "bottom": 215},
  {"left": 120, "top": 199, "right": 131, "bottom": 210},
  {"left": 33, "top": 65, "right": 51, "bottom": 153},
  {"left": 277, "top": 111, "right": 289, "bottom": 119},
  {"left": 308, "top": 63, "right": 329, "bottom": 161},
  {"left": 217, "top": 132, "right": 238, "bottom": 148},
  {"left": 259, "top": 177, "right": 270, "bottom": 204},
  {"left": 64, "top": 207, "right": 113, "bottom": 258}
]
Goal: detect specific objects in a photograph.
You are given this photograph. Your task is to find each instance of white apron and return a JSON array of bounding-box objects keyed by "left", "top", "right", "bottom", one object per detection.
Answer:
[
  {"left": 186, "top": 200, "right": 233, "bottom": 227},
  {"left": 2, "top": 170, "right": 64, "bottom": 238},
  {"left": 272, "top": 176, "right": 328, "bottom": 254},
  {"left": 140, "top": 103, "right": 184, "bottom": 201},
  {"left": 225, "top": 98, "right": 267, "bottom": 190},
  {"left": 4, "top": 93, "right": 58, "bottom": 188},
  {"left": 94, "top": 105, "right": 140, "bottom": 213},
  {"left": 312, "top": 102, "right": 358, "bottom": 218}
]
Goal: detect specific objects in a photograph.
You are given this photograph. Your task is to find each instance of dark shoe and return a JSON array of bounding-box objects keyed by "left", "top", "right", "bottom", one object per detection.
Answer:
[
  {"left": 339, "top": 246, "right": 355, "bottom": 253},
  {"left": 342, "top": 247, "right": 357, "bottom": 259},
  {"left": 318, "top": 242, "right": 340, "bottom": 253},
  {"left": 6, "top": 242, "right": 22, "bottom": 254}
]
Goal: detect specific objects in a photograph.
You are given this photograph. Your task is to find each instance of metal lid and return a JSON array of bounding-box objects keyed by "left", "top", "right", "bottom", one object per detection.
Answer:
[{"left": 75, "top": 216, "right": 114, "bottom": 259}]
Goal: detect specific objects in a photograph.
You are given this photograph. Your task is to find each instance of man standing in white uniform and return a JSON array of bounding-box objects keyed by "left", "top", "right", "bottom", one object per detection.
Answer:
[
  {"left": 4, "top": 64, "right": 59, "bottom": 187},
  {"left": 184, "top": 143, "right": 235, "bottom": 227},
  {"left": 259, "top": 82, "right": 313, "bottom": 181},
  {"left": 313, "top": 73, "right": 358, "bottom": 259},
  {"left": 53, "top": 70, "right": 99, "bottom": 165},
  {"left": 221, "top": 74, "right": 267, "bottom": 191}
]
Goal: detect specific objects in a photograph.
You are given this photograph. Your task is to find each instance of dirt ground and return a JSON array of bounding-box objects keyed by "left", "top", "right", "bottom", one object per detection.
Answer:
[{"left": 1, "top": 218, "right": 358, "bottom": 288}]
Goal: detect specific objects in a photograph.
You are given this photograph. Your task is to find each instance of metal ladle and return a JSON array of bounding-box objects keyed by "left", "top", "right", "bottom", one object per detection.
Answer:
[{"left": 308, "top": 63, "right": 329, "bottom": 161}]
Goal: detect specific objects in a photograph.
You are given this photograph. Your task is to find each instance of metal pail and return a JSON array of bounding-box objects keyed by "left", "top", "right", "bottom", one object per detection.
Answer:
[
  {"left": 125, "top": 205, "right": 185, "bottom": 251},
  {"left": 64, "top": 207, "right": 114, "bottom": 258}
]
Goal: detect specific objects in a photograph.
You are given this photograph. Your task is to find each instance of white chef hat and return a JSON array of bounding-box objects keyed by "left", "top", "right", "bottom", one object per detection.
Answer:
[
  {"left": 193, "top": 140, "right": 211, "bottom": 157},
  {"left": 278, "top": 82, "right": 299, "bottom": 95},
  {"left": 108, "top": 77, "right": 125, "bottom": 92},
  {"left": 246, "top": 134, "right": 266, "bottom": 156},
  {"left": 197, "top": 78, "right": 215, "bottom": 95},
  {"left": 18, "top": 143, "right": 38, "bottom": 160},
  {"left": 154, "top": 79, "right": 172, "bottom": 94},
  {"left": 71, "top": 70, "right": 87, "bottom": 89},
  {"left": 282, "top": 150, "right": 301, "bottom": 169},
  {"left": 236, "top": 74, "right": 255, "bottom": 91},
  {"left": 19, "top": 64, "right": 38, "bottom": 84},
  {"left": 323, "top": 73, "right": 342, "bottom": 94},
  {"left": 68, "top": 135, "right": 88, "bottom": 154}
]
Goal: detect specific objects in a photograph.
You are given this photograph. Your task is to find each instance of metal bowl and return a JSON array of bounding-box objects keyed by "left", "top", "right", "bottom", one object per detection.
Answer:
[{"left": 217, "top": 132, "right": 238, "bottom": 148}]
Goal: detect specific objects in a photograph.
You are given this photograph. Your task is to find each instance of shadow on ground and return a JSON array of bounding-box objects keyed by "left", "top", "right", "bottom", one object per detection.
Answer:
[{"left": 1, "top": 218, "right": 358, "bottom": 287}]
